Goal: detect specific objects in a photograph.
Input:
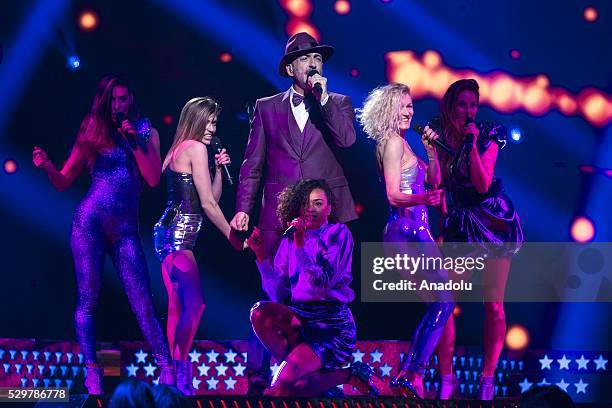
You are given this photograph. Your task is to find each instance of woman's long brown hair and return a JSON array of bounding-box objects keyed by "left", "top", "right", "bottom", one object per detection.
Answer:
[{"left": 76, "top": 74, "right": 138, "bottom": 168}]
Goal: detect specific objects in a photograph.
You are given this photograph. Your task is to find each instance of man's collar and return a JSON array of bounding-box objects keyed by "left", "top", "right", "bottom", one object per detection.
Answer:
[{"left": 290, "top": 85, "right": 304, "bottom": 98}]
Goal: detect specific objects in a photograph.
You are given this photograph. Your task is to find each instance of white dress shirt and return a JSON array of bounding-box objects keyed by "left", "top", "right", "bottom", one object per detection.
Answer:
[{"left": 289, "top": 86, "right": 329, "bottom": 133}]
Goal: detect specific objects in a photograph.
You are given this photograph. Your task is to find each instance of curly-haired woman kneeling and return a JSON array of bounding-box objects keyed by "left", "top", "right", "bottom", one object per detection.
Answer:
[{"left": 247, "top": 179, "right": 379, "bottom": 397}]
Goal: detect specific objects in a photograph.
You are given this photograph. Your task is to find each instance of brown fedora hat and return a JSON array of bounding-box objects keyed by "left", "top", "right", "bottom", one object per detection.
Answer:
[{"left": 278, "top": 32, "right": 334, "bottom": 77}]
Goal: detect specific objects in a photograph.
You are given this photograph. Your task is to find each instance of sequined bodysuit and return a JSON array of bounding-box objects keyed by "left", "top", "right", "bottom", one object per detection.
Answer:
[{"left": 70, "top": 131, "right": 170, "bottom": 366}]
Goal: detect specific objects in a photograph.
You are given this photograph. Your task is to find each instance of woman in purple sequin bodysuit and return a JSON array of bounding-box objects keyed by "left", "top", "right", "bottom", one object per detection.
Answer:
[
  {"left": 33, "top": 75, "right": 173, "bottom": 393},
  {"left": 435, "top": 79, "right": 523, "bottom": 400}
]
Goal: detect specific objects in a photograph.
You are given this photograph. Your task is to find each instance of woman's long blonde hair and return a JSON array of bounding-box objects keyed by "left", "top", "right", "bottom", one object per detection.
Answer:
[
  {"left": 162, "top": 97, "right": 220, "bottom": 171},
  {"left": 357, "top": 83, "right": 411, "bottom": 144}
]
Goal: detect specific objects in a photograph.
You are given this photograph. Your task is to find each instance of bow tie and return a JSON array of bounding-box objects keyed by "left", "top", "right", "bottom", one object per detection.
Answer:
[{"left": 292, "top": 93, "right": 309, "bottom": 107}]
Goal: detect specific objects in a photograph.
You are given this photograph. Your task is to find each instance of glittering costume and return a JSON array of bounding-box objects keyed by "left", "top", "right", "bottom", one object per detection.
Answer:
[
  {"left": 70, "top": 124, "right": 171, "bottom": 366},
  {"left": 153, "top": 169, "right": 203, "bottom": 261},
  {"left": 383, "top": 161, "right": 454, "bottom": 375},
  {"left": 257, "top": 222, "right": 356, "bottom": 368},
  {"left": 442, "top": 123, "right": 523, "bottom": 253}
]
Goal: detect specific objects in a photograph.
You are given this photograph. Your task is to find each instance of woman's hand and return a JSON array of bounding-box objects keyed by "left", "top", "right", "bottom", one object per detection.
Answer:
[
  {"left": 423, "top": 189, "right": 443, "bottom": 206},
  {"left": 465, "top": 121, "right": 480, "bottom": 149},
  {"left": 32, "top": 146, "right": 52, "bottom": 170},
  {"left": 287, "top": 217, "right": 306, "bottom": 248},
  {"left": 247, "top": 227, "right": 267, "bottom": 262},
  {"left": 119, "top": 119, "right": 136, "bottom": 136},
  {"left": 214, "top": 148, "right": 231, "bottom": 169},
  {"left": 421, "top": 125, "right": 440, "bottom": 157}
]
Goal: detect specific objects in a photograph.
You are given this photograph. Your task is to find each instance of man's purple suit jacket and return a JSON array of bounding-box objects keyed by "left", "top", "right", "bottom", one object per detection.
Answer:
[{"left": 236, "top": 89, "right": 358, "bottom": 231}]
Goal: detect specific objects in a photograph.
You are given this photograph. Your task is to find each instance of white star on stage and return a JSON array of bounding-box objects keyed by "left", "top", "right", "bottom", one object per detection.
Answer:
[
  {"left": 557, "top": 355, "right": 571, "bottom": 370},
  {"left": 197, "top": 363, "right": 210, "bottom": 377},
  {"left": 206, "top": 349, "right": 219, "bottom": 363},
  {"left": 193, "top": 377, "right": 202, "bottom": 390},
  {"left": 576, "top": 355, "right": 590, "bottom": 370},
  {"left": 143, "top": 362, "right": 157, "bottom": 377},
  {"left": 224, "top": 349, "right": 238, "bottom": 363},
  {"left": 370, "top": 349, "right": 383, "bottom": 363},
  {"left": 152, "top": 377, "right": 159, "bottom": 386},
  {"left": 270, "top": 362, "right": 281, "bottom": 378},
  {"left": 352, "top": 349, "right": 365, "bottom": 363},
  {"left": 233, "top": 363, "right": 246, "bottom": 377},
  {"left": 555, "top": 378, "right": 570, "bottom": 392},
  {"left": 224, "top": 377, "right": 237, "bottom": 390},
  {"left": 594, "top": 355, "right": 608, "bottom": 371},
  {"left": 134, "top": 349, "right": 148, "bottom": 364},
  {"left": 215, "top": 364, "right": 228, "bottom": 377},
  {"left": 539, "top": 354, "right": 553, "bottom": 370},
  {"left": 241, "top": 352, "right": 248, "bottom": 362},
  {"left": 188, "top": 349, "right": 202, "bottom": 363},
  {"left": 206, "top": 377, "right": 219, "bottom": 390},
  {"left": 537, "top": 378, "right": 551, "bottom": 386},
  {"left": 574, "top": 379, "right": 588, "bottom": 394},
  {"left": 518, "top": 378, "right": 532, "bottom": 393},
  {"left": 126, "top": 363, "right": 139, "bottom": 377},
  {"left": 378, "top": 363, "right": 392, "bottom": 377}
]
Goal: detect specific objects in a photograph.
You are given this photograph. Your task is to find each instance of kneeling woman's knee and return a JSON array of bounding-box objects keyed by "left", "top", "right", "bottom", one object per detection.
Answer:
[{"left": 250, "top": 301, "right": 273, "bottom": 325}]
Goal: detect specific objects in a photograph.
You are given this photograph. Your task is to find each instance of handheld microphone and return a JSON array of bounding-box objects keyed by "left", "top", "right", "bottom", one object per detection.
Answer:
[
  {"left": 464, "top": 117, "right": 476, "bottom": 145},
  {"left": 282, "top": 225, "right": 296, "bottom": 237},
  {"left": 211, "top": 136, "right": 234, "bottom": 185},
  {"left": 413, "top": 124, "right": 456, "bottom": 156},
  {"left": 114, "top": 112, "right": 138, "bottom": 150},
  {"left": 115, "top": 112, "right": 127, "bottom": 125},
  {"left": 307, "top": 69, "right": 323, "bottom": 95}
]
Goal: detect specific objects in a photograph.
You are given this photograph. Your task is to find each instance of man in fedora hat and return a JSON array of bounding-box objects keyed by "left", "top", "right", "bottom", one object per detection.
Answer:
[{"left": 230, "top": 31, "right": 357, "bottom": 395}]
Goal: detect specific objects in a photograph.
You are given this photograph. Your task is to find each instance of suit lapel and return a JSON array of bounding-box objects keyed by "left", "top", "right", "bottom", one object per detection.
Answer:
[{"left": 302, "top": 95, "right": 324, "bottom": 153}]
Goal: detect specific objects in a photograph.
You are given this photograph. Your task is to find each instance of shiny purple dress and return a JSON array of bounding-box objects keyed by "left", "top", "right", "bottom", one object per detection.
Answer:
[
  {"left": 70, "top": 129, "right": 171, "bottom": 366},
  {"left": 383, "top": 160, "right": 454, "bottom": 378},
  {"left": 442, "top": 123, "right": 524, "bottom": 253}
]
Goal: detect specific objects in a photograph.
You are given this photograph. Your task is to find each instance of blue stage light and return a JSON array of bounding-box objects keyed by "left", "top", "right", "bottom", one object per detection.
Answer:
[
  {"left": 510, "top": 127, "right": 522, "bottom": 143},
  {"left": 67, "top": 55, "right": 81, "bottom": 71}
]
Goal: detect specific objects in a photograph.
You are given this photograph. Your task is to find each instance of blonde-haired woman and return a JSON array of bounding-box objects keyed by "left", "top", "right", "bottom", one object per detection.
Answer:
[
  {"left": 358, "top": 83, "right": 454, "bottom": 399},
  {"left": 153, "top": 97, "right": 234, "bottom": 394}
]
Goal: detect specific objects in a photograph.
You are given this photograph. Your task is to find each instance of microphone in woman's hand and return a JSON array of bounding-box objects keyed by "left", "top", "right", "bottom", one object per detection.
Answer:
[
  {"left": 282, "top": 224, "right": 296, "bottom": 237},
  {"left": 211, "top": 136, "right": 234, "bottom": 185},
  {"left": 464, "top": 117, "right": 476, "bottom": 145},
  {"left": 413, "top": 123, "right": 456, "bottom": 156}
]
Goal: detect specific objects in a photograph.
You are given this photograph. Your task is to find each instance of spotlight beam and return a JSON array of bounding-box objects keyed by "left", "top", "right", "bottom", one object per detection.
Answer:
[
  {"left": 0, "top": 0, "right": 71, "bottom": 141},
  {"left": 0, "top": 145, "right": 77, "bottom": 236},
  {"left": 150, "top": 0, "right": 286, "bottom": 90}
]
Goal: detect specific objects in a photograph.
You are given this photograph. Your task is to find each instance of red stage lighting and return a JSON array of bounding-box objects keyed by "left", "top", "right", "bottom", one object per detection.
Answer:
[
  {"left": 570, "top": 216, "right": 595, "bottom": 243},
  {"left": 334, "top": 0, "right": 351, "bottom": 15},
  {"left": 282, "top": 0, "right": 313, "bottom": 18},
  {"left": 79, "top": 10, "right": 99, "bottom": 32},
  {"left": 163, "top": 115, "right": 174, "bottom": 126},
  {"left": 4, "top": 159, "right": 18, "bottom": 174},
  {"left": 506, "top": 324, "right": 529, "bottom": 350},
  {"left": 220, "top": 52, "right": 233, "bottom": 63},
  {"left": 579, "top": 165, "right": 595, "bottom": 173},
  {"left": 453, "top": 305, "right": 462, "bottom": 317},
  {"left": 583, "top": 7, "right": 598, "bottom": 22},
  {"left": 354, "top": 203, "right": 364, "bottom": 216}
]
